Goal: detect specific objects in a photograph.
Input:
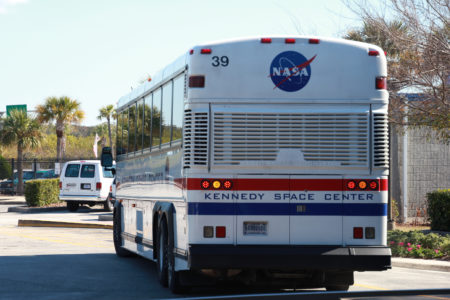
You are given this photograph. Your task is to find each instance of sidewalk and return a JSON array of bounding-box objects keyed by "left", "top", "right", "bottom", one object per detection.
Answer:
[{"left": 1, "top": 195, "right": 449, "bottom": 272}]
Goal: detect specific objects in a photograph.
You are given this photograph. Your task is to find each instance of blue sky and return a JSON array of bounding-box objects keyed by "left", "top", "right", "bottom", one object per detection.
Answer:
[{"left": 0, "top": 0, "right": 362, "bottom": 126}]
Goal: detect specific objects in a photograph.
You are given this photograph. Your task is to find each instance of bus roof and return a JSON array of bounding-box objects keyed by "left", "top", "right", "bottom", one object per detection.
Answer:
[{"left": 117, "top": 36, "right": 387, "bottom": 110}]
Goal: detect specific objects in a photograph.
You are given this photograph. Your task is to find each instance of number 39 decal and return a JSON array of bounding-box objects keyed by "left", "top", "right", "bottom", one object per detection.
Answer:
[{"left": 212, "top": 56, "right": 229, "bottom": 67}]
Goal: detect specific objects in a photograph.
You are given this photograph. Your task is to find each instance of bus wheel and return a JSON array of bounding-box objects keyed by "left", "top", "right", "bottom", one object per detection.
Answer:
[
  {"left": 157, "top": 221, "right": 169, "bottom": 287},
  {"left": 67, "top": 201, "right": 79, "bottom": 212},
  {"left": 113, "top": 206, "right": 134, "bottom": 257},
  {"left": 104, "top": 194, "right": 114, "bottom": 212},
  {"left": 168, "top": 250, "right": 187, "bottom": 293}
]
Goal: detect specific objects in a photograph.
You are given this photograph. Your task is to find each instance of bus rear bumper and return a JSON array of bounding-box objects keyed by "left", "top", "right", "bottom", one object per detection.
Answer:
[{"left": 188, "top": 245, "right": 391, "bottom": 271}]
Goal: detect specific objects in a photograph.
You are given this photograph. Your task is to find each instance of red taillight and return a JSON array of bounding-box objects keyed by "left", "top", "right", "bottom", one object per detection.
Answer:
[
  {"left": 376, "top": 76, "right": 387, "bottom": 90},
  {"left": 189, "top": 75, "right": 205, "bottom": 88},
  {"left": 216, "top": 226, "right": 226, "bottom": 238},
  {"left": 110, "top": 185, "right": 112, "bottom": 192},
  {"left": 353, "top": 227, "right": 363, "bottom": 239},
  {"left": 368, "top": 49, "right": 380, "bottom": 56},
  {"left": 369, "top": 180, "right": 378, "bottom": 191},
  {"left": 309, "top": 38, "right": 320, "bottom": 44},
  {"left": 261, "top": 38, "right": 272, "bottom": 43},
  {"left": 96, "top": 182, "right": 102, "bottom": 190},
  {"left": 59, "top": 182, "right": 62, "bottom": 190},
  {"left": 200, "top": 48, "right": 212, "bottom": 54},
  {"left": 223, "top": 180, "right": 232, "bottom": 190},
  {"left": 189, "top": 49, "right": 194, "bottom": 55},
  {"left": 285, "top": 38, "right": 296, "bottom": 44},
  {"left": 201, "top": 180, "right": 210, "bottom": 190},
  {"left": 347, "top": 180, "right": 356, "bottom": 190}
]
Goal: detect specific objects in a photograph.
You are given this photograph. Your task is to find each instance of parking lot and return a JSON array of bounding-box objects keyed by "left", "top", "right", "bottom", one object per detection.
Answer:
[{"left": 1, "top": 195, "right": 450, "bottom": 300}]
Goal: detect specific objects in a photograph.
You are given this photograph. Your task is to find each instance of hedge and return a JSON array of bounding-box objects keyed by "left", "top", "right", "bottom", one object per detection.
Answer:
[
  {"left": 0, "top": 155, "right": 12, "bottom": 180},
  {"left": 24, "top": 179, "right": 61, "bottom": 207},
  {"left": 427, "top": 189, "right": 450, "bottom": 231},
  {"left": 388, "top": 230, "right": 450, "bottom": 259}
]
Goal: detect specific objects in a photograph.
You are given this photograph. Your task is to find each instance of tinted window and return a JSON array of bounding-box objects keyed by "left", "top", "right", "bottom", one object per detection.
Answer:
[
  {"left": 23, "top": 172, "right": 35, "bottom": 180},
  {"left": 136, "top": 99, "right": 144, "bottom": 151},
  {"left": 128, "top": 104, "right": 136, "bottom": 153},
  {"left": 121, "top": 109, "right": 129, "bottom": 155},
  {"left": 143, "top": 94, "right": 152, "bottom": 149},
  {"left": 152, "top": 88, "right": 162, "bottom": 148},
  {"left": 80, "top": 165, "right": 95, "bottom": 178},
  {"left": 116, "top": 112, "right": 122, "bottom": 156},
  {"left": 103, "top": 167, "right": 115, "bottom": 178},
  {"left": 162, "top": 81, "right": 173, "bottom": 145},
  {"left": 172, "top": 74, "right": 184, "bottom": 142},
  {"left": 65, "top": 164, "right": 80, "bottom": 177}
]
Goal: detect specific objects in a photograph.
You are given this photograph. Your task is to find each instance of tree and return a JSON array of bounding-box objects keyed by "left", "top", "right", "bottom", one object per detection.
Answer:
[
  {"left": 344, "top": 0, "right": 449, "bottom": 142},
  {"left": 0, "top": 110, "right": 41, "bottom": 194},
  {"left": 36, "top": 96, "right": 85, "bottom": 161},
  {"left": 0, "top": 155, "right": 12, "bottom": 180},
  {"left": 97, "top": 105, "right": 116, "bottom": 150}
]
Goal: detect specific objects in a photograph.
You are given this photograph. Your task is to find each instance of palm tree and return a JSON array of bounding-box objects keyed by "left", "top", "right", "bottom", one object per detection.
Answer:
[
  {"left": 97, "top": 104, "right": 116, "bottom": 150},
  {"left": 0, "top": 110, "right": 42, "bottom": 194},
  {"left": 36, "top": 96, "right": 84, "bottom": 162}
]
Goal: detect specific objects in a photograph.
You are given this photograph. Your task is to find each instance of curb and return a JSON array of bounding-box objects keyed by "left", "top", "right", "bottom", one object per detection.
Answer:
[
  {"left": 8, "top": 206, "right": 67, "bottom": 213},
  {"left": 18, "top": 219, "right": 113, "bottom": 230},
  {"left": 392, "top": 258, "right": 450, "bottom": 272}
]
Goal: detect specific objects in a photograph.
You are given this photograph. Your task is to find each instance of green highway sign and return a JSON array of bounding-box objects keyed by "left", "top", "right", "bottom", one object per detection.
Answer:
[{"left": 6, "top": 104, "right": 27, "bottom": 116}]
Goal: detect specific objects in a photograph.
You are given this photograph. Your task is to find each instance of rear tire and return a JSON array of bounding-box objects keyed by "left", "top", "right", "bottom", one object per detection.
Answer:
[
  {"left": 157, "top": 220, "right": 169, "bottom": 287},
  {"left": 67, "top": 201, "right": 79, "bottom": 212},
  {"left": 113, "top": 206, "right": 134, "bottom": 257},
  {"left": 104, "top": 194, "right": 114, "bottom": 212}
]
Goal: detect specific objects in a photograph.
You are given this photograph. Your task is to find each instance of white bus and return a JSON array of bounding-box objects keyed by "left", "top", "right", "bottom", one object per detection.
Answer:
[{"left": 102, "top": 36, "right": 391, "bottom": 293}]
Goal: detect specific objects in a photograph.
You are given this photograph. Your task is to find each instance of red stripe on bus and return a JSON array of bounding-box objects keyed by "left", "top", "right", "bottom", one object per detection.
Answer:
[{"left": 185, "top": 178, "right": 388, "bottom": 191}]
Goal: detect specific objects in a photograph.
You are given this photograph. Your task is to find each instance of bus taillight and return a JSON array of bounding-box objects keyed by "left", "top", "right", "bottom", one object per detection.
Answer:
[
  {"left": 309, "top": 38, "right": 320, "bottom": 44},
  {"left": 200, "top": 48, "right": 212, "bottom": 54},
  {"left": 261, "top": 38, "right": 272, "bottom": 43},
  {"left": 376, "top": 76, "right": 387, "bottom": 90},
  {"left": 201, "top": 180, "right": 210, "bottom": 190},
  {"left": 285, "top": 38, "right": 296, "bottom": 44},
  {"left": 353, "top": 227, "right": 363, "bottom": 239},
  {"left": 216, "top": 226, "right": 226, "bottom": 238},
  {"left": 189, "top": 75, "right": 205, "bottom": 88},
  {"left": 368, "top": 49, "right": 380, "bottom": 56}
]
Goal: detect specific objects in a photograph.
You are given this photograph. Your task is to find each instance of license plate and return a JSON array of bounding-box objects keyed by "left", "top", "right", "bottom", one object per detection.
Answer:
[
  {"left": 81, "top": 183, "right": 91, "bottom": 190},
  {"left": 243, "top": 221, "right": 268, "bottom": 235}
]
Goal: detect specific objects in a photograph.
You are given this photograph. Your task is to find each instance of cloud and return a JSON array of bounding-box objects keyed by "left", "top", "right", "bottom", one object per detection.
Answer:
[{"left": 0, "top": 0, "right": 29, "bottom": 14}]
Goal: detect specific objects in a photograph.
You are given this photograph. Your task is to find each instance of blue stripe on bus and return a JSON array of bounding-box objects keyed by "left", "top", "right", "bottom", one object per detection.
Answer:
[{"left": 188, "top": 203, "right": 387, "bottom": 216}]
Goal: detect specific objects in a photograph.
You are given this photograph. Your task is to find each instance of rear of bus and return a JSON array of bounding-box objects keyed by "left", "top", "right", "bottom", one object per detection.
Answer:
[{"left": 183, "top": 36, "right": 390, "bottom": 288}]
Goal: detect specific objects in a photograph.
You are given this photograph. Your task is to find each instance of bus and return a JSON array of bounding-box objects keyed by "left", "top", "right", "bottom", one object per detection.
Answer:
[{"left": 102, "top": 36, "right": 391, "bottom": 293}]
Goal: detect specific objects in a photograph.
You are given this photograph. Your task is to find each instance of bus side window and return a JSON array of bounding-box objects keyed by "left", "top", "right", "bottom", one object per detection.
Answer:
[
  {"left": 136, "top": 99, "right": 144, "bottom": 151},
  {"left": 122, "top": 109, "right": 129, "bottom": 155},
  {"left": 162, "top": 81, "right": 173, "bottom": 145},
  {"left": 172, "top": 74, "right": 184, "bottom": 142},
  {"left": 152, "top": 88, "right": 162, "bottom": 149},
  {"left": 144, "top": 94, "right": 152, "bottom": 150},
  {"left": 129, "top": 103, "right": 137, "bottom": 153},
  {"left": 116, "top": 111, "right": 122, "bottom": 156}
]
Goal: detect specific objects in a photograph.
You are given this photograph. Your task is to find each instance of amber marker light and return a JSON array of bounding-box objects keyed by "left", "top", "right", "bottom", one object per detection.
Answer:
[
  {"left": 358, "top": 180, "right": 368, "bottom": 190},
  {"left": 212, "top": 180, "right": 221, "bottom": 189}
]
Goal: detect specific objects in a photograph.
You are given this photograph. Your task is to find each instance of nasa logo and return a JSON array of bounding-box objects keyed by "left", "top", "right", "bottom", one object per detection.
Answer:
[{"left": 269, "top": 51, "right": 316, "bottom": 92}]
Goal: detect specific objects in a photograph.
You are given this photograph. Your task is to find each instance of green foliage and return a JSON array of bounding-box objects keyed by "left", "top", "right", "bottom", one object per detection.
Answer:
[
  {"left": 427, "top": 189, "right": 450, "bottom": 231},
  {"left": 388, "top": 230, "right": 450, "bottom": 259},
  {"left": 0, "top": 155, "right": 12, "bottom": 180},
  {"left": 24, "top": 179, "right": 61, "bottom": 207}
]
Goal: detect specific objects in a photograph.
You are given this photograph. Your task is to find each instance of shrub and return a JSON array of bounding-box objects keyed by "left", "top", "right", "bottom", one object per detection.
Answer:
[
  {"left": 427, "top": 189, "right": 450, "bottom": 231},
  {"left": 0, "top": 155, "right": 12, "bottom": 180},
  {"left": 388, "top": 230, "right": 450, "bottom": 259},
  {"left": 24, "top": 179, "right": 61, "bottom": 207}
]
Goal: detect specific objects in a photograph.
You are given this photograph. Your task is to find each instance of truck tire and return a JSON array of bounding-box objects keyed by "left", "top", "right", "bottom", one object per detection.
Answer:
[
  {"left": 67, "top": 201, "right": 79, "bottom": 212},
  {"left": 113, "top": 206, "right": 134, "bottom": 257},
  {"left": 104, "top": 194, "right": 114, "bottom": 212},
  {"left": 157, "top": 220, "right": 169, "bottom": 287}
]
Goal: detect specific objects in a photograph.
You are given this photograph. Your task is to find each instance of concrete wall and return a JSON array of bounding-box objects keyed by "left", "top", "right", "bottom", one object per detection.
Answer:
[{"left": 390, "top": 126, "right": 450, "bottom": 222}]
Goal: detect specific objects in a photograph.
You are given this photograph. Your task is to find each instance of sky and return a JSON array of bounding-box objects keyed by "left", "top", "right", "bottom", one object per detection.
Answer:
[{"left": 0, "top": 0, "right": 363, "bottom": 126}]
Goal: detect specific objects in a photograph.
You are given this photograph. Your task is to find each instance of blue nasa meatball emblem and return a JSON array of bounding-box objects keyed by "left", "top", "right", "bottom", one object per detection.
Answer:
[{"left": 269, "top": 51, "right": 316, "bottom": 92}]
